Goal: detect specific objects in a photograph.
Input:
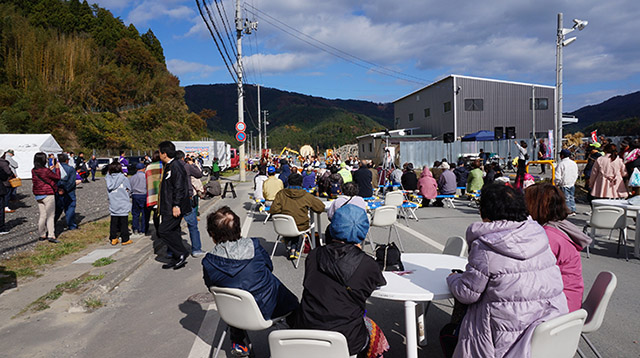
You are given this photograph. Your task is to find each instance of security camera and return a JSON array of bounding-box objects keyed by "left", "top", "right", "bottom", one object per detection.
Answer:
[
  {"left": 455, "top": 86, "right": 461, "bottom": 94},
  {"left": 573, "top": 19, "right": 588, "bottom": 31}
]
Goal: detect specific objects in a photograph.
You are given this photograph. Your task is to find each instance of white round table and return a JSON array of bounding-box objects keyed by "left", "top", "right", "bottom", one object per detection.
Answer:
[
  {"left": 591, "top": 199, "right": 640, "bottom": 258},
  {"left": 371, "top": 253, "right": 468, "bottom": 358}
]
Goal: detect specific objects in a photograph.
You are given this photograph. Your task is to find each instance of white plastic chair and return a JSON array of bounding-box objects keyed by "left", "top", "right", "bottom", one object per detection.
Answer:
[
  {"left": 530, "top": 309, "right": 588, "bottom": 358},
  {"left": 366, "top": 205, "right": 404, "bottom": 252},
  {"left": 272, "top": 214, "right": 314, "bottom": 269},
  {"left": 584, "top": 206, "right": 628, "bottom": 260},
  {"left": 442, "top": 236, "right": 467, "bottom": 257},
  {"left": 385, "top": 190, "right": 418, "bottom": 225},
  {"left": 268, "top": 329, "right": 356, "bottom": 358},
  {"left": 577, "top": 271, "right": 617, "bottom": 358},
  {"left": 209, "top": 287, "right": 288, "bottom": 358}
]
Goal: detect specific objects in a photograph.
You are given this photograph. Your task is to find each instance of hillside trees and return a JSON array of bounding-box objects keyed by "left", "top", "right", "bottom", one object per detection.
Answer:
[{"left": 0, "top": 0, "right": 206, "bottom": 150}]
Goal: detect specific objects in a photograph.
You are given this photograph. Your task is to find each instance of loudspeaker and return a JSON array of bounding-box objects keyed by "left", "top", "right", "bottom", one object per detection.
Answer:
[
  {"left": 494, "top": 127, "right": 504, "bottom": 140},
  {"left": 506, "top": 126, "right": 516, "bottom": 139},
  {"left": 443, "top": 132, "right": 454, "bottom": 143}
]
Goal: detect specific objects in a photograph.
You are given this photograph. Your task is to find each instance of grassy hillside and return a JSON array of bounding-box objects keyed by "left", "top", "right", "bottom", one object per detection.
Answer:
[
  {"left": 184, "top": 83, "right": 392, "bottom": 150},
  {"left": 0, "top": 0, "right": 206, "bottom": 151}
]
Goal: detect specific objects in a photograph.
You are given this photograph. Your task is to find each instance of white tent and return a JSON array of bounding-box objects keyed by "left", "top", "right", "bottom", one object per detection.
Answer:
[{"left": 0, "top": 134, "right": 63, "bottom": 179}]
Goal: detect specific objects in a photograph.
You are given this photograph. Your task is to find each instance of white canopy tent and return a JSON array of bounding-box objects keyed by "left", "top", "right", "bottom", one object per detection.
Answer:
[{"left": 0, "top": 134, "right": 63, "bottom": 179}]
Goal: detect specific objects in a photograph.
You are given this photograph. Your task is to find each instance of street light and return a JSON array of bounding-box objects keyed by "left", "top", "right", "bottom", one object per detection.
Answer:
[{"left": 555, "top": 13, "right": 588, "bottom": 160}]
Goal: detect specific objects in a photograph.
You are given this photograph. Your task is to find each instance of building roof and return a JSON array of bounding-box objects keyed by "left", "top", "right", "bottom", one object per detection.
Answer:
[
  {"left": 356, "top": 128, "right": 421, "bottom": 140},
  {"left": 393, "top": 74, "right": 555, "bottom": 103}
]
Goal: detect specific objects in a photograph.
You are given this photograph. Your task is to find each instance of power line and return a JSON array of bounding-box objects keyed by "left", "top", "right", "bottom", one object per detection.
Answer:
[
  {"left": 244, "top": 4, "right": 431, "bottom": 85},
  {"left": 201, "top": 0, "right": 238, "bottom": 77},
  {"left": 195, "top": 0, "right": 238, "bottom": 82},
  {"left": 210, "top": 0, "right": 237, "bottom": 59}
]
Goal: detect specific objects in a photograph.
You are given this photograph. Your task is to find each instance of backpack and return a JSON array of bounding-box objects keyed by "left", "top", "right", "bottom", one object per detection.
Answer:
[{"left": 375, "top": 243, "right": 404, "bottom": 271}]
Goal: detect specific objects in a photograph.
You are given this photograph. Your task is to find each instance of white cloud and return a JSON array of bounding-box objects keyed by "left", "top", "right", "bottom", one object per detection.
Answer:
[
  {"left": 126, "top": 1, "right": 194, "bottom": 26},
  {"left": 242, "top": 53, "right": 317, "bottom": 75},
  {"left": 166, "top": 59, "right": 220, "bottom": 79}
]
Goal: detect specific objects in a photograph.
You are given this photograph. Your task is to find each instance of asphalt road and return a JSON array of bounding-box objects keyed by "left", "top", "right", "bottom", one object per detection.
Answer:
[{"left": 0, "top": 177, "right": 638, "bottom": 358}]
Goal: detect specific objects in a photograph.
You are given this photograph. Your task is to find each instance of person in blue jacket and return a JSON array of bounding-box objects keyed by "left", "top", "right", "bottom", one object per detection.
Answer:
[
  {"left": 54, "top": 153, "right": 78, "bottom": 231},
  {"left": 202, "top": 206, "right": 299, "bottom": 357},
  {"left": 278, "top": 159, "right": 291, "bottom": 188}
]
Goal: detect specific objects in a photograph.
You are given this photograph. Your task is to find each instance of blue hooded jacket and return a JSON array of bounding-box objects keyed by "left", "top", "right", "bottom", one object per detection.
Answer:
[
  {"left": 278, "top": 164, "right": 291, "bottom": 188},
  {"left": 202, "top": 237, "right": 297, "bottom": 320},
  {"left": 302, "top": 171, "right": 316, "bottom": 189}
]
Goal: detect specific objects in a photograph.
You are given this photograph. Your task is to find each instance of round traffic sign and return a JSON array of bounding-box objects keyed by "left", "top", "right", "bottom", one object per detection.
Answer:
[
  {"left": 236, "top": 131, "right": 246, "bottom": 142},
  {"left": 235, "top": 122, "right": 246, "bottom": 132}
]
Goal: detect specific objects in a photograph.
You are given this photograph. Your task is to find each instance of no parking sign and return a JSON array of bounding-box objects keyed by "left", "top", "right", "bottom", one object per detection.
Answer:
[{"left": 236, "top": 131, "right": 246, "bottom": 142}]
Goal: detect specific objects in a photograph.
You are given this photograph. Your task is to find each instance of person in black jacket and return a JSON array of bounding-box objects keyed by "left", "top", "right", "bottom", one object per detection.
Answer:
[
  {"left": 401, "top": 162, "right": 418, "bottom": 190},
  {"left": 202, "top": 206, "right": 298, "bottom": 357},
  {"left": 453, "top": 160, "right": 469, "bottom": 195},
  {"left": 0, "top": 151, "right": 12, "bottom": 234},
  {"left": 157, "top": 141, "right": 191, "bottom": 270},
  {"left": 294, "top": 205, "right": 388, "bottom": 357},
  {"left": 352, "top": 161, "right": 373, "bottom": 198}
]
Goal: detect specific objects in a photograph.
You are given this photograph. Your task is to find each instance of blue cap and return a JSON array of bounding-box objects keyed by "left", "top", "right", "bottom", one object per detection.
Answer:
[
  {"left": 329, "top": 205, "right": 370, "bottom": 244},
  {"left": 136, "top": 162, "right": 145, "bottom": 170},
  {"left": 560, "top": 149, "right": 571, "bottom": 157},
  {"left": 267, "top": 166, "right": 276, "bottom": 174}
]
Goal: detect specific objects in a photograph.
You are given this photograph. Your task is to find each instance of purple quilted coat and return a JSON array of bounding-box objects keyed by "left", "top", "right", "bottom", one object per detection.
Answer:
[{"left": 446, "top": 219, "right": 568, "bottom": 358}]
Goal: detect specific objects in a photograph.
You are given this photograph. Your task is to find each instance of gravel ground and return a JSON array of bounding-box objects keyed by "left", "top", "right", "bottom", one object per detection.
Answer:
[{"left": 0, "top": 178, "right": 110, "bottom": 259}]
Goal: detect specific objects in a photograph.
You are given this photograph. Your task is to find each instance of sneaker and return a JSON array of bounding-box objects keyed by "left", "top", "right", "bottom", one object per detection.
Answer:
[
  {"left": 191, "top": 250, "right": 206, "bottom": 258},
  {"left": 584, "top": 210, "right": 592, "bottom": 216},
  {"left": 0, "top": 231, "right": 9, "bottom": 235},
  {"left": 121, "top": 240, "right": 133, "bottom": 246},
  {"left": 230, "top": 342, "right": 250, "bottom": 357},
  {"left": 288, "top": 249, "right": 296, "bottom": 260},
  {"left": 4, "top": 208, "right": 15, "bottom": 213},
  {"left": 48, "top": 238, "right": 60, "bottom": 243},
  {"left": 111, "top": 239, "right": 119, "bottom": 246},
  {"left": 568, "top": 212, "right": 577, "bottom": 217}
]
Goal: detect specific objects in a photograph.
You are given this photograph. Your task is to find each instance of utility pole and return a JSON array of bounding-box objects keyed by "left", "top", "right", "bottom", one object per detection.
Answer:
[
  {"left": 263, "top": 110, "right": 269, "bottom": 149},
  {"left": 235, "top": 0, "right": 257, "bottom": 181},
  {"left": 257, "top": 84, "right": 262, "bottom": 156}
]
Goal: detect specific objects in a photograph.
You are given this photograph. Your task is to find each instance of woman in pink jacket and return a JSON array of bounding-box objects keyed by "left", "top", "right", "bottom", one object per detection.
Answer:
[
  {"left": 417, "top": 166, "right": 437, "bottom": 206},
  {"left": 525, "top": 183, "right": 591, "bottom": 312},
  {"left": 589, "top": 143, "right": 627, "bottom": 199}
]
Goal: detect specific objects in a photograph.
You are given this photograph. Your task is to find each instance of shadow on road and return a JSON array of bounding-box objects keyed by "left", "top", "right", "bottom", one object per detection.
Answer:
[{"left": 0, "top": 265, "right": 17, "bottom": 295}]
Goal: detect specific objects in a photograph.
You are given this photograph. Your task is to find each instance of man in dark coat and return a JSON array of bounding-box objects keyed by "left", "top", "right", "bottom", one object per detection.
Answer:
[
  {"left": 401, "top": 163, "right": 418, "bottom": 190},
  {"left": 352, "top": 161, "right": 373, "bottom": 198},
  {"left": 88, "top": 155, "right": 98, "bottom": 181},
  {"left": 158, "top": 141, "right": 191, "bottom": 269}
]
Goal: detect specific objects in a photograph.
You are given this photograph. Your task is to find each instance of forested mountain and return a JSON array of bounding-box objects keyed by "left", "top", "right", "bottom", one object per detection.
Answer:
[
  {"left": 184, "top": 84, "right": 393, "bottom": 149},
  {"left": 0, "top": 0, "right": 206, "bottom": 150},
  {"left": 565, "top": 91, "right": 640, "bottom": 134}
]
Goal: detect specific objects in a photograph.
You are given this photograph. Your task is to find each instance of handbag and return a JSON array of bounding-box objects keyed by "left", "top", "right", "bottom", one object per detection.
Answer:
[
  {"left": 629, "top": 168, "right": 640, "bottom": 187},
  {"left": 375, "top": 242, "right": 404, "bottom": 271},
  {"left": 8, "top": 177, "right": 21, "bottom": 188}
]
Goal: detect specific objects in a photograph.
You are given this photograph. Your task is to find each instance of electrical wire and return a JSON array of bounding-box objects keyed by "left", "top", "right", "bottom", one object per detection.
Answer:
[
  {"left": 201, "top": 0, "right": 238, "bottom": 77},
  {"left": 244, "top": 4, "right": 431, "bottom": 85},
  {"left": 195, "top": 0, "right": 238, "bottom": 82},
  {"left": 211, "top": 0, "right": 238, "bottom": 59}
]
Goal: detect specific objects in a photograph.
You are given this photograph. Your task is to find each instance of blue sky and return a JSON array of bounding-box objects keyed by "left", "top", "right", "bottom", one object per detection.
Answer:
[{"left": 95, "top": 0, "right": 640, "bottom": 112}]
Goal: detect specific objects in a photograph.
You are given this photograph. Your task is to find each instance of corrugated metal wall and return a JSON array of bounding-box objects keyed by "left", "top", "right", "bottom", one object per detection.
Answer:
[
  {"left": 400, "top": 139, "right": 534, "bottom": 168},
  {"left": 454, "top": 77, "right": 555, "bottom": 139},
  {"left": 395, "top": 77, "right": 454, "bottom": 136}
]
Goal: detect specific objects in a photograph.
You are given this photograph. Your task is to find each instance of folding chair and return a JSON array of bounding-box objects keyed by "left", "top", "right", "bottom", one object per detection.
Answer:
[
  {"left": 577, "top": 271, "right": 617, "bottom": 358},
  {"left": 269, "top": 329, "right": 355, "bottom": 358},
  {"left": 530, "top": 309, "right": 588, "bottom": 358},
  {"left": 271, "top": 214, "right": 314, "bottom": 269}
]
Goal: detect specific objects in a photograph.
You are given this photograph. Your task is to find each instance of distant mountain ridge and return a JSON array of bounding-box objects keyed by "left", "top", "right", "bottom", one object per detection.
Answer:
[
  {"left": 566, "top": 91, "right": 640, "bottom": 132},
  {"left": 184, "top": 84, "right": 393, "bottom": 149}
]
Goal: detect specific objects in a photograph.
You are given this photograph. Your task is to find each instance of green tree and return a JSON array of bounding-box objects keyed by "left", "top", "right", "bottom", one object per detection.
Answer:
[{"left": 141, "top": 29, "right": 165, "bottom": 64}]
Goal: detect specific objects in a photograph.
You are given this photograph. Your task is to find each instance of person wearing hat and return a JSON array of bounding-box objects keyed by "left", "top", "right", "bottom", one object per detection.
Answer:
[
  {"left": 262, "top": 165, "right": 283, "bottom": 203},
  {"left": 293, "top": 205, "right": 388, "bottom": 357},
  {"left": 555, "top": 149, "right": 579, "bottom": 215},
  {"left": 129, "top": 162, "right": 148, "bottom": 236},
  {"left": 337, "top": 161, "right": 353, "bottom": 183},
  {"left": 301, "top": 164, "right": 316, "bottom": 190}
]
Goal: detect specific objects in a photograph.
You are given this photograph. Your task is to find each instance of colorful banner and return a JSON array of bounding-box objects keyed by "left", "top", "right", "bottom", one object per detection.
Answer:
[
  {"left": 591, "top": 130, "right": 598, "bottom": 143},
  {"left": 547, "top": 130, "right": 554, "bottom": 159}
]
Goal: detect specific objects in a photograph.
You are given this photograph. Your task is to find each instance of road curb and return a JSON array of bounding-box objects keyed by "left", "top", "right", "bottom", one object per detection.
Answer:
[{"left": 72, "top": 196, "right": 222, "bottom": 312}]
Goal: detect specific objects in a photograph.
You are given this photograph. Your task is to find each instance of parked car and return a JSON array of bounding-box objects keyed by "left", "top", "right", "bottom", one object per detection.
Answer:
[{"left": 96, "top": 158, "right": 111, "bottom": 171}]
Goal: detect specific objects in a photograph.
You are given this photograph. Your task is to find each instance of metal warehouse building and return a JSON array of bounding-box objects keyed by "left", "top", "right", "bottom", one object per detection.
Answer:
[{"left": 393, "top": 75, "right": 556, "bottom": 141}]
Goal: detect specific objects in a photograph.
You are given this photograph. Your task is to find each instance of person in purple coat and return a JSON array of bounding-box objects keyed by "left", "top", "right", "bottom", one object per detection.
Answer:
[{"left": 446, "top": 183, "right": 568, "bottom": 358}]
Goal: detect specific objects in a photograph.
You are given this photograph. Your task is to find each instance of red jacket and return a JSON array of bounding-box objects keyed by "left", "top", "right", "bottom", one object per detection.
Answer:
[{"left": 32, "top": 167, "right": 60, "bottom": 195}]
